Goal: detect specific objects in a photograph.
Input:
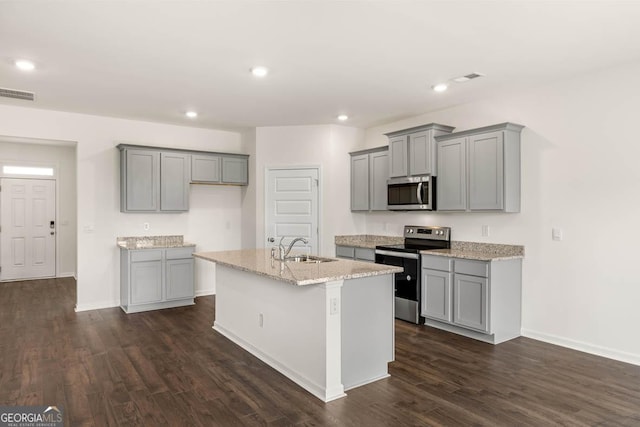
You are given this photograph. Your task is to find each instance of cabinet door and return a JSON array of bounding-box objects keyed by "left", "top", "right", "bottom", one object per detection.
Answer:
[
  {"left": 354, "top": 248, "right": 375, "bottom": 262},
  {"left": 388, "top": 135, "right": 408, "bottom": 177},
  {"left": 130, "top": 260, "right": 163, "bottom": 304},
  {"left": 221, "top": 157, "right": 248, "bottom": 184},
  {"left": 160, "top": 152, "right": 190, "bottom": 211},
  {"left": 124, "top": 149, "right": 159, "bottom": 212},
  {"left": 469, "top": 131, "right": 504, "bottom": 210},
  {"left": 191, "top": 154, "right": 220, "bottom": 183},
  {"left": 165, "top": 258, "right": 194, "bottom": 300},
  {"left": 350, "top": 153, "right": 370, "bottom": 211},
  {"left": 336, "top": 245, "right": 355, "bottom": 259},
  {"left": 369, "top": 150, "right": 389, "bottom": 211},
  {"left": 421, "top": 268, "right": 453, "bottom": 322},
  {"left": 437, "top": 137, "right": 467, "bottom": 211},
  {"left": 453, "top": 273, "right": 489, "bottom": 333},
  {"left": 409, "top": 130, "right": 433, "bottom": 176}
]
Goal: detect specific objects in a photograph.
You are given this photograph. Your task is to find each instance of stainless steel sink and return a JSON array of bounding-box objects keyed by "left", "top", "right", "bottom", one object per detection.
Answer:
[{"left": 285, "top": 255, "right": 337, "bottom": 263}]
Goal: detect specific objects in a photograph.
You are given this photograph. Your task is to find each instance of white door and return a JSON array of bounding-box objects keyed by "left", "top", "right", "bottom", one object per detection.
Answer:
[
  {"left": 265, "top": 168, "right": 319, "bottom": 254},
  {"left": 0, "top": 178, "right": 56, "bottom": 281}
]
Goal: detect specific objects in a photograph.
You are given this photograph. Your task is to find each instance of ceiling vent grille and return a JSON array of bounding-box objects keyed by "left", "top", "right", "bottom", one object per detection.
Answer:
[
  {"left": 0, "top": 87, "right": 36, "bottom": 101},
  {"left": 452, "top": 73, "right": 485, "bottom": 83}
]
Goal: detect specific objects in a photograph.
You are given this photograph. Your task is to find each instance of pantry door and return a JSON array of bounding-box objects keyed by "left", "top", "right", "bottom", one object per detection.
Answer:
[
  {"left": 0, "top": 178, "right": 56, "bottom": 281},
  {"left": 265, "top": 168, "right": 319, "bottom": 254}
]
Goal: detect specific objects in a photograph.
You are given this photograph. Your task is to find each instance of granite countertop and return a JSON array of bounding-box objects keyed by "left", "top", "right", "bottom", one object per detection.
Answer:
[
  {"left": 117, "top": 235, "right": 195, "bottom": 250},
  {"left": 193, "top": 249, "right": 403, "bottom": 286},
  {"left": 335, "top": 235, "right": 524, "bottom": 261},
  {"left": 334, "top": 234, "right": 404, "bottom": 249}
]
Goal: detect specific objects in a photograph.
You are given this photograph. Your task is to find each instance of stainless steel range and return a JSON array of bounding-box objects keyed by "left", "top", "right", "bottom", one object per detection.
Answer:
[{"left": 375, "top": 225, "right": 451, "bottom": 324}]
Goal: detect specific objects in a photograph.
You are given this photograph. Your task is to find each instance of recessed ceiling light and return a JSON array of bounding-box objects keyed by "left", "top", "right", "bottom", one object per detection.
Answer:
[
  {"left": 185, "top": 111, "right": 198, "bottom": 119},
  {"left": 432, "top": 83, "right": 448, "bottom": 92},
  {"left": 250, "top": 66, "right": 269, "bottom": 77},
  {"left": 15, "top": 59, "right": 35, "bottom": 71},
  {"left": 337, "top": 114, "right": 349, "bottom": 121}
]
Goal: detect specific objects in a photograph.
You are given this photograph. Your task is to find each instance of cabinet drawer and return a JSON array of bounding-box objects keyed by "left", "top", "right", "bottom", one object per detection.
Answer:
[
  {"left": 454, "top": 259, "right": 489, "bottom": 277},
  {"left": 166, "top": 247, "right": 194, "bottom": 260},
  {"left": 354, "top": 248, "right": 375, "bottom": 262},
  {"left": 336, "top": 246, "right": 355, "bottom": 258},
  {"left": 130, "top": 250, "right": 163, "bottom": 262},
  {"left": 422, "top": 255, "right": 453, "bottom": 271}
]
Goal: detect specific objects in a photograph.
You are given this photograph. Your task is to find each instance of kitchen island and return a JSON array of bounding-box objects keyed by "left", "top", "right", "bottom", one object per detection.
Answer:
[{"left": 193, "top": 248, "right": 402, "bottom": 402}]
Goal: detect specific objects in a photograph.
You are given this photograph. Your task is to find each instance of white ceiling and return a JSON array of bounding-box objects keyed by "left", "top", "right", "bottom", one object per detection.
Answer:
[{"left": 2, "top": 0, "right": 640, "bottom": 131}]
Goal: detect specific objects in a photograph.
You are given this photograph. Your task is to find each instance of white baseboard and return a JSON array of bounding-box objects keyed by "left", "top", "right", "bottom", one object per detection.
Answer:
[
  {"left": 521, "top": 328, "right": 640, "bottom": 367},
  {"left": 195, "top": 289, "right": 215, "bottom": 297},
  {"left": 57, "top": 272, "right": 76, "bottom": 279},
  {"left": 75, "top": 300, "right": 120, "bottom": 312},
  {"left": 213, "top": 322, "right": 346, "bottom": 402}
]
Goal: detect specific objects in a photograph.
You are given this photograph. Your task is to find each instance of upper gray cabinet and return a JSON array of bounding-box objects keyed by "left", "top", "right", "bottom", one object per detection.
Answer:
[
  {"left": 191, "top": 154, "right": 220, "bottom": 183},
  {"left": 120, "top": 147, "right": 189, "bottom": 213},
  {"left": 191, "top": 153, "right": 248, "bottom": 185},
  {"left": 119, "top": 144, "right": 249, "bottom": 213},
  {"left": 350, "top": 146, "right": 389, "bottom": 211},
  {"left": 221, "top": 155, "right": 249, "bottom": 185},
  {"left": 385, "top": 124, "right": 455, "bottom": 178},
  {"left": 435, "top": 123, "right": 524, "bottom": 212}
]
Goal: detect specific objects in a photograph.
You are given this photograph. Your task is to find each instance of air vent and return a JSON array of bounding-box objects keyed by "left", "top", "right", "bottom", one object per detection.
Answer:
[
  {"left": 452, "top": 73, "right": 485, "bottom": 83},
  {"left": 0, "top": 87, "right": 35, "bottom": 101}
]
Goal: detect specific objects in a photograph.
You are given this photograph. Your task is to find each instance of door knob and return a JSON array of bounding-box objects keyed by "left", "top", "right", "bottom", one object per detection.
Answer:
[
  {"left": 50, "top": 231, "right": 55, "bottom": 235},
  {"left": 268, "top": 237, "right": 275, "bottom": 243}
]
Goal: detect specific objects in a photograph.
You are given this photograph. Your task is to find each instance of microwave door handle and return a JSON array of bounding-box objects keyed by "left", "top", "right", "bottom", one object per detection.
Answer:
[{"left": 416, "top": 182, "right": 424, "bottom": 204}]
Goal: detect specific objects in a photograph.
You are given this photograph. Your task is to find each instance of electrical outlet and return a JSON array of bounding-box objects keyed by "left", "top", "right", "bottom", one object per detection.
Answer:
[
  {"left": 552, "top": 227, "right": 563, "bottom": 241},
  {"left": 143, "top": 222, "right": 150, "bottom": 231},
  {"left": 330, "top": 297, "right": 339, "bottom": 315},
  {"left": 482, "top": 225, "right": 490, "bottom": 237},
  {"left": 258, "top": 313, "right": 264, "bottom": 327}
]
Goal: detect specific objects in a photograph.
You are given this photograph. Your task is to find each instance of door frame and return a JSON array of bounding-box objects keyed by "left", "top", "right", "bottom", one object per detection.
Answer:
[{"left": 264, "top": 165, "right": 322, "bottom": 255}]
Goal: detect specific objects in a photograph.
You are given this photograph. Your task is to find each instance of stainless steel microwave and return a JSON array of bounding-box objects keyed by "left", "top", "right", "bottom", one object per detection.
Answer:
[{"left": 387, "top": 175, "right": 436, "bottom": 211}]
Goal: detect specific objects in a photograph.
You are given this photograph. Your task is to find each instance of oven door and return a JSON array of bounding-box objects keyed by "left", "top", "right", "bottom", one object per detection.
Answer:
[{"left": 375, "top": 250, "right": 420, "bottom": 323}]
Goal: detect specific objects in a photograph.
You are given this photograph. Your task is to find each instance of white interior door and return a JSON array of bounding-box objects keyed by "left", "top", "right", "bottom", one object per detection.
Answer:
[
  {"left": 0, "top": 178, "right": 56, "bottom": 281},
  {"left": 265, "top": 168, "right": 319, "bottom": 254}
]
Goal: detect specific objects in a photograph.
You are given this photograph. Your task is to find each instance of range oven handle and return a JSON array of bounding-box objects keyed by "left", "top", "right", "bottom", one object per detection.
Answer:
[
  {"left": 375, "top": 249, "right": 420, "bottom": 260},
  {"left": 416, "top": 182, "right": 424, "bottom": 205}
]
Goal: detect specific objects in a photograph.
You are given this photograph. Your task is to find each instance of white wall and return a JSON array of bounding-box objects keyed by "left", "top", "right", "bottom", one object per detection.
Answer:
[
  {"left": 0, "top": 104, "right": 244, "bottom": 310},
  {"left": 254, "top": 125, "right": 364, "bottom": 256},
  {"left": 359, "top": 61, "right": 640, "bottom": 365},
  {"left": 0, "top": 140, "right": 77, "bottom": 277}
]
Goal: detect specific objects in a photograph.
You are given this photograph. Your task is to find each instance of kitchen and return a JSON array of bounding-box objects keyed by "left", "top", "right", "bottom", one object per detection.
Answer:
[{"left": 1, "top": 1, "right": 640, "bottom": 425}]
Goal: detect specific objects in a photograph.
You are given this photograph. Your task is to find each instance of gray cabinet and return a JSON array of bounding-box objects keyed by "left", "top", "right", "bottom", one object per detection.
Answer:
[
  {"left": 435, "top": 122, "right": 524, "bottom": 212},
  {"left": 221, "top": 156, "right": 249, "bottom": 185},
  {"left": 421, "top": 254, "right": 522, "bottom": 344},
  {"left": 191, "top": 153, "right": 248, "bottom": 185},
  {"left": 160, "top": 152, "right": 190, "bottom": 211},
  {"left": 350, "top": 147, "right": 388, "bottom": 211},
  {"left": 120, "top": 246, "right": 195, "bottom": 313},
  {"left": 122, "top": 149, "right": 160, "bottom": 212},
  {"left": 120, "top": 147, "right": 190, "bottom": 213},
  {"left": 335, "top": 245, "right": 376, "bottom": 262},
  {"left": 385, "top": 124, "right": 455, "bottom": 178},
  {"left": 191, "top": 154, "right": 221, "bottom": 183}
]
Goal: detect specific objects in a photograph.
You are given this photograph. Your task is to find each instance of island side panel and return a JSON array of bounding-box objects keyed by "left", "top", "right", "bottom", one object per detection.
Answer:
[
  {"left": 341, "top": 274, "right": 395, "bottom": 390},
  {"left": 213, "top": 264, "right": 346, "bottom": 402}
]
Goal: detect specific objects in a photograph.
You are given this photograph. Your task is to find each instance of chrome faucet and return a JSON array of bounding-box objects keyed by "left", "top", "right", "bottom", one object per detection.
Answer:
[{"left": 278, "top": 236, "right": 309, "bottom": 259}]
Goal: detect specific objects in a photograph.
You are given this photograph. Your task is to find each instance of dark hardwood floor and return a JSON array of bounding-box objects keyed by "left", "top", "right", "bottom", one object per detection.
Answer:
[{"left": 1, "top": 278, "right": 639, "bottom": 426}]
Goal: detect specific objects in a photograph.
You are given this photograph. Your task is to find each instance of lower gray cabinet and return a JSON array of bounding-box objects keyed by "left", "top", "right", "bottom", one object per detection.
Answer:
[
  {"left": 335, "top": 245, "right": 376, "bottom": 262},
  {"left": 421, "top": 254, "right": 521, "bottom": 344},
  {"left": 120, "top": 246, "right": 195, "bottom": 313}
]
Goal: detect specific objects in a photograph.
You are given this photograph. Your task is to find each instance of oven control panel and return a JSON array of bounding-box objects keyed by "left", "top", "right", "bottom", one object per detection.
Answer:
[{"left": 404, "top": 225, "right": 451, "bottom": 240}]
